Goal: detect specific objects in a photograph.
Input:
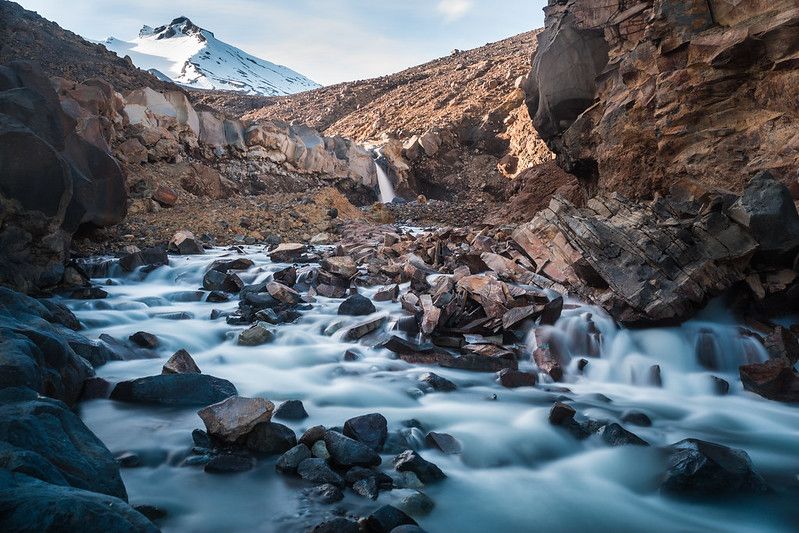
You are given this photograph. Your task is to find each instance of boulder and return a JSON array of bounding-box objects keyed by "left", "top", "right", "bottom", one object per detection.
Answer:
[
  {"left": 0, "top": 473, "right": 157, "bottom": 533},
  {"left": 338, "top": 294, "right": 376, "bottom": 316},
  {"left": 393, "top": 450, "right": 445, "bottom": 484},
  {"left": 118, "top": 248, "right": 168, "bottom": 273},
  {"left": 342, "top": 315, "right": 387, "bottom": 341},
  {"left": 596, "top": 423, "right": 648, "bottom": 447},
  {"left": 129, "top": 331, "right": 158, "bottom": 349},
  {"left": 661, "top": 439, "right": 769, "bottom": 496},
  {"left": 418, "top": 372, "right": 457, "bottom": 392},
  {"left": 203, "top": 270, "right": 244, "bottom": 293},
  {"left": 343, "top": 413, "right": 388, "bottom": 452},
  {"left": 275, "top": 444, "right": 312, "bottom": 474},
  {"left": 162, "top": 349, "right": 201, "bottom": 375},
  {"left": 238, "top": 323, "right": 275, "bottom": 346},
  {"left": 739, "top": 358, "right": 799, "bottom": 402},
  {"left": 269, "top": 243, "right": 307, "bottom": 263},
  {"left": 0, "top": 61, "right": 125, "bottom": 293},
  {"left": 0, "top": 395, "right": 127, "bottom": 499},
  {"left": 197, "top": 396, "right": 274, "bottom": 442},
  {"left": 168, "top": 230, "right": 204, "bottom": 255},
  {"left": 425, "top": 432, "right": 462, "bottom": 454},
  {"left": 273, "top": 399, "right": 308, "bottom": 421},
  {"left": 266, "top": 281, "right": 302, "bottom": 305},
  {"left": 110, "top": 374, "right": 237, "bottom": 406},
  {"left": 152, "top": 185, "right": 177, "bottom": 207},
  {"left": 245, "top": 422, "right": 297, "bottom": 455},
  {"left": 365, "top": 505, "right": 418, "bottom": 533},
  {"left": 321, "top": 256, "right": 358, "bottom": 278},
  {"left": 497, "top": 368, "right": 537, "bottom": 388},
  {"left": 513, "top": 193, "right": 759, "bottom": 325},
  {"left": 204, "top": 454, "right": 254, "bottom": 474},
  {"left": 297, "top": 458, "right": 344, "bottom": 487},
  {"left": 324, "top": 430, "right": 381, "bottom": 468}
]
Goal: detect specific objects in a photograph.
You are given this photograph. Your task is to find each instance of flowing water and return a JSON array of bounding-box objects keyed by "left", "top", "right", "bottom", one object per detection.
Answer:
[
  {"left": 66, "top": 248, "right": 799, "bottom": 532},
  {"left": 375, "top": 161, "right": 396, "bottom": 204}
]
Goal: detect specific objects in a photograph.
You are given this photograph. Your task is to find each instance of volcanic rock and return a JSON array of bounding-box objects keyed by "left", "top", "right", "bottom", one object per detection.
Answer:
[
  {"left": 245, "top": 422, "right": 297, "bottom": 455},
  {"left": 343, "top": 413, "right": 388, "bottom": 452},
  {"left": 661, "top": 439, "right": 769, "bottom": 496},
  {"left": 168, "top": 230, "right": 204, "bottom": 255},
  {"left": 110, "top": 374, "right": 237, "bottom": 406},
  {"left": 162, "top": 349, "right": 201, "bottom": 374},
  {"left": 393, "top": 450, "right": 445, "bottom": 484},
  {"left": 197, "top": 396, "right": 274, "bottom": 442},
  {"left": 273, "top": 399, "right": 309, "bottom": 420},
  {"left": 324, "top": 430, "right": 381, "bottom": 468},
  {"left": 338, "top": 293, "right": 376, "bottom": 316}
]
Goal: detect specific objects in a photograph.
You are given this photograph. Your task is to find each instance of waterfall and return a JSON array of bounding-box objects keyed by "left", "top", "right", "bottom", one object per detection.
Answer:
[{"left": 375, "top": 160, "right": 396, "bottom": 204}]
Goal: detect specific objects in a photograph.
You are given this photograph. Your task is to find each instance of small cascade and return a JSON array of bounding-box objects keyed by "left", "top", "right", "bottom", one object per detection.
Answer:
[
  {"left": 527, "top": 301, "right": 771, "bottom": 393},
  {"left": 374, "top": 157, "right": 396, "bottom": 204}
]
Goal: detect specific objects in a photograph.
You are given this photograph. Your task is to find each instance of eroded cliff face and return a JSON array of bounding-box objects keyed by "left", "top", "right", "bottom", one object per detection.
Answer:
[{"left": 525, "top": 0, "right": 799, "bottom": 198}]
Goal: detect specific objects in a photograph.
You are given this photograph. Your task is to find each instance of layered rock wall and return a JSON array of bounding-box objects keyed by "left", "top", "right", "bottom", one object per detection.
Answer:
[{"left": 525, "top": 0, "right": 799, "bottom": 197}]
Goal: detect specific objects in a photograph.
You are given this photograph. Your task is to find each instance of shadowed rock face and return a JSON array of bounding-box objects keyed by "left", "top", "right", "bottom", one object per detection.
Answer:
[
  {"left": 0, "top": 61, "right": 126, "bottom": 292},
  {"left": 525, "top": 0, "right": 799, "bottom": 197}
]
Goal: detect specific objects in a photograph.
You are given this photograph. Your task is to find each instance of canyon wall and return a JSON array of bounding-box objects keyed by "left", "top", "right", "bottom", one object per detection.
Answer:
[{"left": 524, "top": 0, "right": 799, "bottom": 197}]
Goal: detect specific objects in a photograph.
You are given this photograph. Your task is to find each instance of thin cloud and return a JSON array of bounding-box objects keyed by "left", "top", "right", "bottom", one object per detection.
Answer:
[{"left": 436, "top": 0, "right": 474, "bottom": 21}]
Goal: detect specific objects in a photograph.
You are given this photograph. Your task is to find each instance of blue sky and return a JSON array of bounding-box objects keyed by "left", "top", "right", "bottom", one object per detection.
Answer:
[{"left": 17, "top": 0, "right": 547, "bottom": 85}]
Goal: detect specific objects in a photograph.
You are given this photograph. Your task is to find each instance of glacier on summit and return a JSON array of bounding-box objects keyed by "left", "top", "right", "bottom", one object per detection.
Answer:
[{"left": 100, "top": 17, "right": 320, "bottom": 96}]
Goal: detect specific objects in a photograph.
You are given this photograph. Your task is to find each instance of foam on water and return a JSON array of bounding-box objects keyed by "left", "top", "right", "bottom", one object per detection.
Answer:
[{"left": 68, "top": 247, "right": 799, "bottom": 532}]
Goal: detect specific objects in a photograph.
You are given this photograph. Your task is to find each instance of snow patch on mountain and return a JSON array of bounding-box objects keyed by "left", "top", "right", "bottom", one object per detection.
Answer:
[{"left": 100, "top": 17, "right": 320, "bottom": 96}]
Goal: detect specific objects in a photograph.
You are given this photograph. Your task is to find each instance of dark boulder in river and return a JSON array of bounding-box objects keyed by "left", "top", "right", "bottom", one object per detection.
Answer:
[
  {"left": 110, "top": 374, "right": 237, "bottom": 406},
  {"left": 661, "top": 439, "right": 769, "bottom": 497},
  {"left": 0, "top": 472, "right": 157, "bottom": 533},
  {"left": 0, "top": 391, "right": 127, "bottom": 499}
]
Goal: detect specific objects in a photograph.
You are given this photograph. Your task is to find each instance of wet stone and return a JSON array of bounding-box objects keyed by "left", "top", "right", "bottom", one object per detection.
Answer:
[
  {"left": 274, "top": 399, "right": 309, "bottom": 421},
  {"left": 338, "top": 293, "right": 377, "bottom": 316},
  {"left": 661, "top": 439, "right": 769, "bottom": 497},
  {"left": 393, "top": 450, "right": 446, "bottom": 484},
  {"left": 162, "top": 349, "right": 201, "bottom": 375},
  {"left": 324, "top": 430, "right": 382, "bottom": 467},
  {"left": 425, "top": 432, "right": 462, "bottom": 454},
  {"left": 497, "top": 368, "right": 537, "bottom": 388},
  {"left": 365, "top": 505, "right": 418, "bottom": 533},
  {"left": 238, "top": 323, "right": 276, "bottom": 346},
  {"left": 549, "top": 402, "right": 575, "bottom": 425},
  {"left": 245, "top": 422, "right": 297, "bottom": 455},
  {"left": 276, "top": 444, "right": 312, "bottom": 475},
  {"left": 297, "top": 458, "right": 345, "bottom": 487},
  {"left": 343, "top": 413, "right": 388, "bottom": 452},
  {"left": 311, "top": 517, "right": 358, "bottom": 533},
  {"left": 198, "top": 396, "right": 274, "bottom": 442},
  {"left": 204, "top": 454, "right": 254, "bottom": 474},
  {"left": 129, "top": 331, "right": 159, "bottom": 349},
  {"left": 620, "top": 410, "right": 652, "bottom": 427},
  {"left": 299, "top": 425, "right": 326, "bottom": 448},
  {"left": 418, "top": 372, "right": 456, "bottom": 392},
  {"left": 398, "top": 491, "right": 435, "bottom": 517},
  {"left": 596, "top": 423, "right": 649, "bottom": 447}
]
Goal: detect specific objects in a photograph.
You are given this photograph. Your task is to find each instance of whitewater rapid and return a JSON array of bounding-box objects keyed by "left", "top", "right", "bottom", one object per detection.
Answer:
[{"left": 67, "top": 247, "right": 799, "bottom": 532}]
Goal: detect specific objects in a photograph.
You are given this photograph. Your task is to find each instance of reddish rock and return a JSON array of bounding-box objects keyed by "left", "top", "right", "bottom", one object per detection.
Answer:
[
  {"left": 497, "top": 368, "right": 537, "bottom": 388},
  {"left": 152, "top": 185, "right": 178, "bottom": 207},
  {"left": 740, "top": 358, "right": 799, "bottom": 402}
]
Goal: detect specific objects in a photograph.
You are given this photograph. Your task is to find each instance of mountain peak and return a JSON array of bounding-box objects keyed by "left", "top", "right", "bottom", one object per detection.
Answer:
[
  {"left": 105, "top": 18, "right": 320, "bottom": 96},
  {"left": 139, "top": 16, "right": 208, "bottom": 40}
]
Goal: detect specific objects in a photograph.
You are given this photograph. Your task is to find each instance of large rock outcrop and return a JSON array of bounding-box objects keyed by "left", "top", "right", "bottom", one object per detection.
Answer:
[
  {"left": 0, "top": 61, "right": 126, "bottom": 292},
  {"left": 525, "top": 1, "right": 799, "bottom": 197},
  {"left": 513, "top": 172, "right": 799, "bottom": 324}
]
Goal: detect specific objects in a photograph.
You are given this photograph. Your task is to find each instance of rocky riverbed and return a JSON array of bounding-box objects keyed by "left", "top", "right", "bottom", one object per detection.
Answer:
[{"left": 1, "top": 213, "right": 796, "bottom": 531}]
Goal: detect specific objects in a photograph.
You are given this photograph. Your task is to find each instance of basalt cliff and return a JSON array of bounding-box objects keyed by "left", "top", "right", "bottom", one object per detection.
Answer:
[{"left": 523, "top": 0, "right": 799, "bottom": 198}]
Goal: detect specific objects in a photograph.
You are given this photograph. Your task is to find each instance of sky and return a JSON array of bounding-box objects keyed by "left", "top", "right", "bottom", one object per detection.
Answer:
[{"left": 16, "top": 0, "right": 547, "bottom": 85}]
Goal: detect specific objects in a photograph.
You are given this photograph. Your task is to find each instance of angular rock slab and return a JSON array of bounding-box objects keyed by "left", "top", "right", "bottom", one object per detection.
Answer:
[{"left": 197, "top": 396, "right": 274, "bottom": 442}]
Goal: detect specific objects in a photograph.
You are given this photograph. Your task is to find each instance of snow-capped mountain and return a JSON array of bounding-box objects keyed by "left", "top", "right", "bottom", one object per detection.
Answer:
[{"left": 100, "top": 17, "right": 320, "bottom": 96}]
